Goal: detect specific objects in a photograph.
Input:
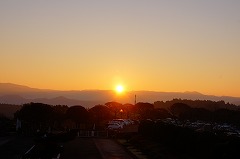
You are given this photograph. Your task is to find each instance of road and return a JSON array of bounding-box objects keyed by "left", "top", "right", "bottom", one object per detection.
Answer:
[
  {"left": 0, "top": 136, "right": 34, "bottom": 159},
  {"left": 60, "top": 138, "right": 134, "bottom": 159}
]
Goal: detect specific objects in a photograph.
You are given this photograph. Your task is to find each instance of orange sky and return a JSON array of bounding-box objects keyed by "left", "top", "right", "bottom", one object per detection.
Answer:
[{"left": 1, "top": 1, "right": 240, "bottom": 97}]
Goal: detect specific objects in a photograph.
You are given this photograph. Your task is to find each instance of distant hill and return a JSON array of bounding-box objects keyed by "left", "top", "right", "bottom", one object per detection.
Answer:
[
  {"left": 0, "top": 95, "right": 28, "bottom": 105},
  {"left": 233, "top": 101, "right": 240, "bottom": 106},
  {"left": 0, "top": 95, "right": 102, "bottom": 108},
  {"left": 0, "top": 83, "right": 240, "bottom": 107},
  {"left": 0, "top": 83, "right": 47, "bottom": 94},
  {"left": 32, "top": 96, "right": 102, "bottom": 107}
]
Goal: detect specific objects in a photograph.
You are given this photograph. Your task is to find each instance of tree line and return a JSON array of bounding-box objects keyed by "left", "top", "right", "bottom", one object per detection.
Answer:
[
  {"left": 0, "top": 98, "right": 239, "bottom": 134},
  {"left": 154, "top": 98, "right": 239, "bottom": 111}
]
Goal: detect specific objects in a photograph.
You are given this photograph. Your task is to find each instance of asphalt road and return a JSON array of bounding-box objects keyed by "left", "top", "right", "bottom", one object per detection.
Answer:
[
  {"left": 60, "top": 138, "right": 134, "bottom": 159},
  {"left": 0, "top": 136, "right": 34, "bottom": 159}
]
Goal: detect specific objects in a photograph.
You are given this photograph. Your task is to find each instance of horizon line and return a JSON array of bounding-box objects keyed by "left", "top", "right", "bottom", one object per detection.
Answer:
[{"left": 1, "top": 82, "right": 240, "bottom": 98}]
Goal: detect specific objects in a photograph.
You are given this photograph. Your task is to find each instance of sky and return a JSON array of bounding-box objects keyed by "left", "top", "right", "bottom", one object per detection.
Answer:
[{"left": 1, "top": 0, "right": 240, "bottom": 97}]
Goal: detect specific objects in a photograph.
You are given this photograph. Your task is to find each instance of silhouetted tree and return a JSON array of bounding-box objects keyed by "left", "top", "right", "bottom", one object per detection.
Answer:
[
  {"left": 154, "top": 101, "right": 167, "bottom": 109},
  {"left": 153, "top": 108, "right": 172, "bottom": 119},
  {"left": 136, "top": 102, "right": 154, "bottom": 119},
  {"left": 17, "top": 103, "right": 54, "bottom": 132},
  {"left": 154, "top": 99, "right": 238, "bottom": 111},
  {"left": 0, "top": 114, "right": 13, "bottom": 135},
  {"left": 105, "top": 102, "right": 122, "bottom": 118},
  {"left": 52, "top": 105, "right": 69, "bottom": 129},
  {"left": 180, "top": 108, "right": 212, "bottom": 121},
  {"left": 170, "top": 103, "right": 191, "bottom": 119},
  {"left": 214, "top": 109, "right": 240, "bottom": 125},
  {"left": 123, "top": 103, "right": 137, "bottom": 119},
  {"left": 65, "top": 105, "right": 89, "bottom": 129},
  {"left": 88, "top": 105, "right": 113, "bottom": 123}
]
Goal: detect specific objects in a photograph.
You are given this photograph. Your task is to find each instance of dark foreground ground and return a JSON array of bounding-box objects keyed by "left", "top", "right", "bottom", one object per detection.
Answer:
[
  {"left": 61, "top": 138, "right": 133, "bottom": 159},
  {"left": 0, "top": 135, "right": 34, "bottom": 159},
  {"left": 0, "top": 136, "right": 134, "bottom": 159}
]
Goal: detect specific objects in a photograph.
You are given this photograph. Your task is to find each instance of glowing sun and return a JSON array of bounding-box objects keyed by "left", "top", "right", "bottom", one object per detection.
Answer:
[{"left": 116, "top": 85, "right": 124, "bottom": 93}]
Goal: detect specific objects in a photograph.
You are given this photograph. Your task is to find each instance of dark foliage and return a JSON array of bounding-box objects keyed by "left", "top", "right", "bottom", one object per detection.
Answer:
[
  {"left": 168, "top": 102, "right": 240, "bottom": 125},
  {"left": 181, "top": 107, "right": 212, "bottom": 121},
  {"left": 89, "top": 105, "right": 113, "bottom": 122},
  {"left": 137, "top": 121, "right": 240, "bottom": 159},
  {"left": 214, "top": 109, "right": 240, "bottom": 125},
  {"left": 151, "top": 108, "right": 172, "bottom": 119},
  {"left": 65, "top": 105, "right": 89, "bottom": 124},
  {"left": 0, "top": 115, "right": 14, "bottom": 136},
  {"left": 15, "top": 103, "right": 54, "bottom": 133},
  {"left": 17, "top": 103, "right": 53, "bottom": 123},
  {"left": 136, "top": 102, "right": 154, "bottom": 119},
  {"left": 154, "top": 99, "right": 238, "bottom": 111},
  {"left": 105, "top": 101, "right": 123, "bottom": 118},
  {"left": 170, "top": 103, "right": 191, "bottom": 118}
]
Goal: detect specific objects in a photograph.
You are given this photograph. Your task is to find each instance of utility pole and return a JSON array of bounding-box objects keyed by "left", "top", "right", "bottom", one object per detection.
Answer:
[{"left": 134, "top": 94, "right": 137, "bottom": 105}]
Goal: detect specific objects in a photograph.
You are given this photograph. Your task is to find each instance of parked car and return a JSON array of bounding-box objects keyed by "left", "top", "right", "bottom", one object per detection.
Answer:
[
  {"left": 108, "top": 119, "right": 126, "bottom": 127},
  {"left": 107, "top": 123, "right": 123, "bottom": 130}
]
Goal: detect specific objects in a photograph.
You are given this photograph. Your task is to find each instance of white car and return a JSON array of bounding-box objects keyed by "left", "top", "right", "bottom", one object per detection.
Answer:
[
  {"left": 111, "top": 119, "right": 128, "bottom": 126},
  {"left": 108, "top": 119, "right": 125, "bottom": 127},
  {"left": 107, "top": 123, "right": 123, "bottom": 130}
]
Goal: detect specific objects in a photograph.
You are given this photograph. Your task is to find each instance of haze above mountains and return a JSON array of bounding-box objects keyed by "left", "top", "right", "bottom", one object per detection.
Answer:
[{"left": 0, "top": 83, "right": 240, "bottom": 107}]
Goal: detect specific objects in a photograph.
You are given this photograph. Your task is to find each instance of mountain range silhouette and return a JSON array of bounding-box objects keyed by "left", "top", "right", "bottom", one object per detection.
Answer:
[{"left": 0, "top": 83, "right": 240, "bottom": 107}]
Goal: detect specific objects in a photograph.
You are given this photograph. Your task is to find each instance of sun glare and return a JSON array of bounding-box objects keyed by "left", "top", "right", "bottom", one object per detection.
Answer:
[{"left": 116, "top": 85, "right": 124, "bottom": 93}]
